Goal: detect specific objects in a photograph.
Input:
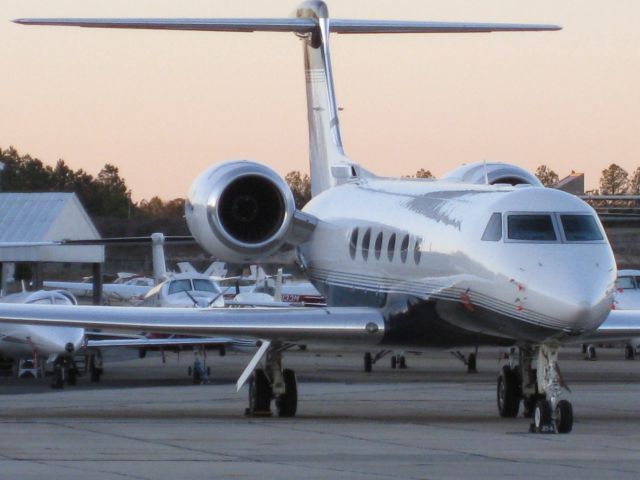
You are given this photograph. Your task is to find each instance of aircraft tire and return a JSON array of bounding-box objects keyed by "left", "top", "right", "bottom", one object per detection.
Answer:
[
  {"left": 399, "top": 356, "right": 407, "bottom": 369},
  {"left": 533, "top": 399, "right": 552, "bottom": 432},
  {"left": 555, "top": 400, "right": 573, "bottom": 434},
  {"left": 497, "top": 366, "right": 520, "bottom": 417},
  {"left": 276, "top": 369, "right": 298, "bottom": 417},
  {"left": 364, "top": 352, "right": 372, "bottom": 373},
  {"left": 67, "top": 368, "right": 77, "bottom": 386},
  {"left": 585, "top": 344, "right": 596, "bottom": 361},
  {"left": 249, "top": 368, "right": 272, "bottom": 414},
  {"left": 51, "top": 368, "right": 64, "bottom": 389},
  {"left": 467, "top": 353, "right": 477, "bottom": 373},
  {"left": 391, "top": 356, "right": 397, "bottom": 369},
  {"left": 625, "top": 344, "right": 635, "bottom": 360}
]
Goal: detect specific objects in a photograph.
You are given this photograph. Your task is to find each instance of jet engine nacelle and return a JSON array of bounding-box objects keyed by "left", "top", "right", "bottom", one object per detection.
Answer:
[
  {"left": 186, "top": 160, "right": 297, "bottom": 263},
  {"left": 442, "top": 162, "right": 543, "bottom": 187}
]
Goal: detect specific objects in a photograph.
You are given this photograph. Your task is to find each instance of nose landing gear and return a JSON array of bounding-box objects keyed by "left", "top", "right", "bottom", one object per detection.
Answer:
[{"left": 497, "top": 344, "right": 573, "bottom": 434}]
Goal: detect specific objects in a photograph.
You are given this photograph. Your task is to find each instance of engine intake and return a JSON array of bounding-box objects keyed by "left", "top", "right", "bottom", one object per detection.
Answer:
[
  {"left": 218, "top": 174, "right": 286, "bottom": 244},
  {"left": 186, "top": 161, "right": 296, "bottom": 262},
  {"left": 442, "top": 162, "right": 543, "bottom": 187}
]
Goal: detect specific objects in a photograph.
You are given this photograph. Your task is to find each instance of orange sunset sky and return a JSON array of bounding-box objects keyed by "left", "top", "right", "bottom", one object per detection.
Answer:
[{"left": 1, "top": 0, "right": 638, "bottom": 201}]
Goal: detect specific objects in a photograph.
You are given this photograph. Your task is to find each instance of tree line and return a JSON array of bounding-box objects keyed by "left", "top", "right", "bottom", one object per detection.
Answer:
[
  {"left": 536, "top": 163, "right": 640, "bottom": 195},
  {"left": 5, "top": 143, "right": 638, "bottom": 235},
  {"left": 0, "top": 146, "right": 187, "bottom": 236}
]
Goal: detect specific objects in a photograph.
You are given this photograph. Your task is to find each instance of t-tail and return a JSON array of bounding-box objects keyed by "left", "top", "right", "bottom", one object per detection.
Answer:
[{"left": 15, "top": 1, "right": 560, "bottom": 196}]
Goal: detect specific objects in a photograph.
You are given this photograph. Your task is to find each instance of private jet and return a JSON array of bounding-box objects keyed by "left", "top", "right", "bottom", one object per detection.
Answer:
[
  {"left": 7, "top": 1, "right": 639, "bottom": 433},
  {"left": 582, "top": 269, "right": 640, "bottom": 360}
]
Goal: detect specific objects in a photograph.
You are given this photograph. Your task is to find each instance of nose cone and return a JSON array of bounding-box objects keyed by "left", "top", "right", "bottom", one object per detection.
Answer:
[
  {"left": 29, "top": 326, "right": 84, "bottom": 356},
  {"left": 523, "top": 246, "right": 615, "bottom": 334},
  {"left": 560, "top": 280, "right": 614, "bottom": 332}
]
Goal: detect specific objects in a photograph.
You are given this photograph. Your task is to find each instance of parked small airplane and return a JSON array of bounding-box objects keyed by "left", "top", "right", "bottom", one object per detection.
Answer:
[
  {"left": 0, "top": 289, "right": 86, "bottom": 386},
  {"left": 583, "top": 269, "right": 640, "bottom": 360},
  {"left": 9, "top": 1, "right": 640, "bottom": 434}
]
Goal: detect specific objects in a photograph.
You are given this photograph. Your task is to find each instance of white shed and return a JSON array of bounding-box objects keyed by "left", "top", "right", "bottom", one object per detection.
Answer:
[{"left": 0, "top": 192, "right": 104, "bottom": 263}]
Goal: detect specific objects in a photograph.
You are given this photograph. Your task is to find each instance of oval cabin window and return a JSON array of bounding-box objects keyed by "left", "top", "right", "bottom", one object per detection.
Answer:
[
  {"left": 362, "top": 228, "right": 371, "bottom": 261},
  {"left": 349, "top": 228, "right": 359, "bottom": 260},
  {"left": 374, "top": 232, "right": 383, "bottom": 260},
  {"left": 387, "top": 233, "right": 396, "bottom": 261},
  {"left": 400, "top": 234, "right": 410, "bottom": 263}
]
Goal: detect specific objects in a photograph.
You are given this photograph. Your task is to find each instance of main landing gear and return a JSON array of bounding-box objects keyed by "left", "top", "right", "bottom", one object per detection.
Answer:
[
  {"left": 51, "top": 358, "right": 80, "bottom": 389},
  {"left": 246, "top": 343, "right": 298, "bottom": 417},
  {"left": 363, "top": 350, "right": 407, "bottom": 372},
  {"left": 497, "top": 344, "right": 573, "bottom": 434},
  {"left": 188, "top": 350, "right": 210, "bottom": 384},
  {"left": 451, "top": 348, "right": 478, "bottom": 373}
]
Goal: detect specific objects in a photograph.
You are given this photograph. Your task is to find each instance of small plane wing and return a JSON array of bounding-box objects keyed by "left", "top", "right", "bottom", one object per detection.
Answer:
[
  {"left": 0, "top": 303, "right": 384, "bottom": 346},
  {"left": 581, "top": 310, "right": 640, "bottom": 343},
  {"left": 13, "top": 18, "right": 560, "bottom": 34},
  {"left": 87, "top": 336, "right": 258, "bottom": 349},
  {"left": 43, "top": 281, "right": 151, "bottom": 300}
]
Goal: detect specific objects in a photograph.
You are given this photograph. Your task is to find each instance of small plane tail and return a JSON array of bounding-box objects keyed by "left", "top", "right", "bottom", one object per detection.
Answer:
[
  {"left": 204, "top": 261, "right": 228, "bottom": 279},
  {"left": 151, "top": 233, "right": 167, "bottom": 283},
  {"left": 177, "top": 262, "right": 197, "bottom": 274}
]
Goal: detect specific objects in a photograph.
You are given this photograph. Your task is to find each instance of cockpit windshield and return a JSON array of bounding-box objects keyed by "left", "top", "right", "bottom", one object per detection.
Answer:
[
  {"left": 168, "top": 279, "right": 192, "bottom": 295},
  {"left": 507, "top": 215, "right": 557, "bottom": 241},
  {"left": 487, "top": 212, "right": 604, "bottom": 243},
  {"left": 560, "top": 215, "right": 603, "bottom": 242},
  {"left": 193, "top": 279, "right": 220, "bottom": 294},
  {"left": 616, "top": 276, "right": 635, "bottom": 290}
]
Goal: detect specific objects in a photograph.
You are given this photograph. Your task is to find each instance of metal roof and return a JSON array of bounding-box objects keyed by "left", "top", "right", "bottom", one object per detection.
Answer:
[{"left": 0, "top": 193, "right": 103, "bottom": 262}]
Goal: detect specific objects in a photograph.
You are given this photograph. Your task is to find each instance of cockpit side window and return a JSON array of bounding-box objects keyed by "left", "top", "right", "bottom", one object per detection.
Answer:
[
  {"left": 481, "top": 213, "right": 502, "bottom": 241},
  {"left": 560, "top": 215, "right": 603, "bottom": 242},
  {"left": 168, "top": 279, "right": 192, "bottom": 295},
  {"left": 507, "top": 214, "right": 557, "bottom": 241}
]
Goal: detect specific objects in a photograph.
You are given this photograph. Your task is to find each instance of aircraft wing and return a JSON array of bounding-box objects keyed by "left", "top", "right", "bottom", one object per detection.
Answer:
[
  {"left": 87, "top": 336, "right": 258, "bottom": 349},
  {"left": 0, "top": 303, "right": 384, "bottom": 346},
  {"left": 580, "top": 310, "right": 640, "bottom": 342},
  {"left": 43, "top": 281, "right": 150, "bottom": 300},
  {"left": 14, "top": 18, "right": 560, "bottom": 34}
]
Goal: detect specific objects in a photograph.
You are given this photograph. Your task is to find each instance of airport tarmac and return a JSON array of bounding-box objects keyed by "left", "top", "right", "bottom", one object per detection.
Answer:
[{"left": 1, "top": 347, "right": 639, "bottom": 479}]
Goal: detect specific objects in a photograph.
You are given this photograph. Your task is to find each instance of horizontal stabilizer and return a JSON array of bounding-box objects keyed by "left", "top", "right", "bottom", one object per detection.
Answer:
[{"left": 14, "top": 18, "right": 561, "bottom": 34}]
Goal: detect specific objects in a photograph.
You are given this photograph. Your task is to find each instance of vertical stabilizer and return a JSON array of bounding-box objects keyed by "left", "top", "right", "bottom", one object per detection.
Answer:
[
  {"left": 296, "top": 2, "right": 361, "bottom": 197},
  {"left": 151, "top": 233, "right": 167, "bottom": 283}
]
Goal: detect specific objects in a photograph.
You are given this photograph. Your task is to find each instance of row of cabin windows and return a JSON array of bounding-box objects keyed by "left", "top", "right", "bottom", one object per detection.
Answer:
[{"left": 349, "top": 228, "right": 422, "bottom": 264}]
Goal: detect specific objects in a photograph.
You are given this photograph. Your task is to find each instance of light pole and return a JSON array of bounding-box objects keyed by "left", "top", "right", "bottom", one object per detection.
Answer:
[{"left": 0, "top": 161, "right": 4, "bottom": 192}]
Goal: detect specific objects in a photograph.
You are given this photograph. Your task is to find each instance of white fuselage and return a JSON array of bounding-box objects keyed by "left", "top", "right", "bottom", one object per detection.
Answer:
[
  {"left": 299, "top": 178, "right": 616, "bottom": 346},
  {"left": 0, "top": 291, "right": 85, "bottom": 360}
]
